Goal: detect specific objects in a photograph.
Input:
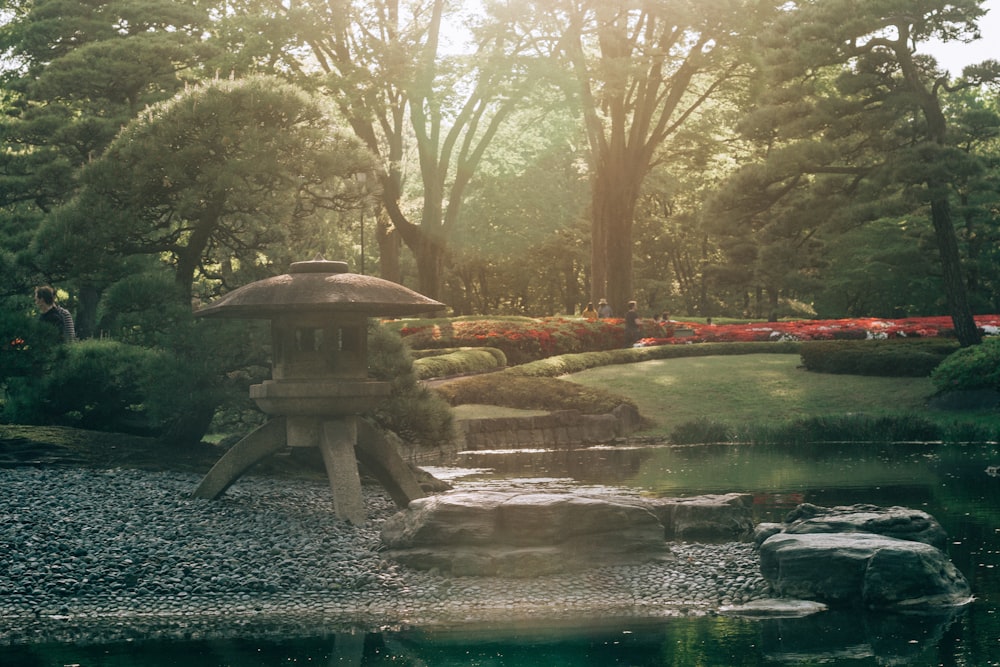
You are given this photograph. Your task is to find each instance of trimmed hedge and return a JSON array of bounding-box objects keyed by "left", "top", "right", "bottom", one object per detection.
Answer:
[
  {"left": 412, "top": 347, "right": 506, "bottom": 380},
  {"left": 798, "top": 339, "right": 959, "bottom": 377},
  {"left": 506, "top": 341, "right": 802, "bottom": 378},
  {"left": 3, "top": 339, "right": 171, "bottom": 435}
]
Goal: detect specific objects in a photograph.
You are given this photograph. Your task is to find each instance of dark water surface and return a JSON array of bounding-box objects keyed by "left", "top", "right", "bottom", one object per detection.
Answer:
[{"left": 5, "top": 441, "right": 999, "bottom": 666}]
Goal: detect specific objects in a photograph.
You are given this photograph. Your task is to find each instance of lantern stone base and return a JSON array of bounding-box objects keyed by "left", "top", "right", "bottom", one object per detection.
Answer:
[{"left": 191, "top": 415, "right": 424, "bottom": 525}]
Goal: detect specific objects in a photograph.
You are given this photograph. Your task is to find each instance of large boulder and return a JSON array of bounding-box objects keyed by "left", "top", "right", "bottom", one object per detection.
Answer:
[
  {"left": 380, "top": 491, "right": 672, "bottom": 576},
  {"left": 759, "top": 532, "right": 971, "bottom": 609},
  {"left": 773, "top": 503, "right": 948, "bottom": 550}
]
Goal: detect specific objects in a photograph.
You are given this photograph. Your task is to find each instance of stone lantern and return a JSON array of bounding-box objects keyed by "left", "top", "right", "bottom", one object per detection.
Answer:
[{"left": 191, "top": 258, "right": 445, "bottom": 524}]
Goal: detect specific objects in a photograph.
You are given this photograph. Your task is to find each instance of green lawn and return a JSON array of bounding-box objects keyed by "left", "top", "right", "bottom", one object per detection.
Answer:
[{"left": 561, "top": 353, "right": 990, "bottom": 437}]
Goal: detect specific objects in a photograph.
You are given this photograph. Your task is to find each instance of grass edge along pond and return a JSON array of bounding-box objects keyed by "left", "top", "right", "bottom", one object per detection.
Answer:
[{"left": 561, "top": 352, "right": 997, "bottom": 439}]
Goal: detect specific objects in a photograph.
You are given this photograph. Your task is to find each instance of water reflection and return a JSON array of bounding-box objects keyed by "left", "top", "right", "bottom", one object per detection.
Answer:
[
  {"left": 2, "top": 612, "right": 968, "bottom": 666},
  {"left": 753, "top": 608, "right": 966, "bottom": 664}
]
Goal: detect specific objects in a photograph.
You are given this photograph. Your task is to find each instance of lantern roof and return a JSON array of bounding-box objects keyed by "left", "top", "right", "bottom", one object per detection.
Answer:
[{"left": 194, "top": 258, "right": 445, "bottom": 319}]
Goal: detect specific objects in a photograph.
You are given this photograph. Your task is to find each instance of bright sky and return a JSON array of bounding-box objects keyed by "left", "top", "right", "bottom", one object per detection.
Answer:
[{"left": 922, "top": 0, "right": 1000, "bottom": 74}]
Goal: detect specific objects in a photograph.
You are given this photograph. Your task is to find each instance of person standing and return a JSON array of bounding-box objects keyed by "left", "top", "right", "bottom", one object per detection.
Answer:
[
  {"left": 34, "top": 286, "right": 77, "bottom": 342},
  {"left": 597, "top": 298, "right": 613, "bottom": 319},
  {"left": 624, "top": 300, "right": 640, "bottom": 347},
  {"left": 582, "top": 302, "right": 598, "bottom": 320}
]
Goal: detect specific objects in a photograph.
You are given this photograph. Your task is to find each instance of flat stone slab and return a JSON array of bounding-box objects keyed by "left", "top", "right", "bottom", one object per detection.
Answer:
[
  {"left": 380, "top": 491, "right": 673, "bottom": 576},
  {"left": 380, "top": 490, "right": 760, "bottom": 576}
]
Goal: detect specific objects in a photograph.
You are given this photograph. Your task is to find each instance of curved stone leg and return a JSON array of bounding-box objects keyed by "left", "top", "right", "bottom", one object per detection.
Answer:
[
  {"left": 320, "top": 417, "right": 366, "bottom": 525},
  {"left": 191, "top": 418, "right": 288, "bottom": 499},
  {"left": 355, "top": 419, "right": 426, "bottom": 508}
]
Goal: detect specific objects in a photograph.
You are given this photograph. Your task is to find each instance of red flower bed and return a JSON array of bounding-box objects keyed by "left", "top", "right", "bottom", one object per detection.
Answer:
[
  {"left": 397, "top": 317, "right": 626, "bottom": 363},
  {"left": 396, "top": 315, "right": 1000, "bottom": 364}
]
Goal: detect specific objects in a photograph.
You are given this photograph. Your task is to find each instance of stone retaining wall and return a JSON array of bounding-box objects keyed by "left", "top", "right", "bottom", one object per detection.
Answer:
[
  {"left": 456, "top": 404, "right": 642, "bottom": 451},
  {"left": 394, "top": 404, "right": 643, "bottom": 465}
]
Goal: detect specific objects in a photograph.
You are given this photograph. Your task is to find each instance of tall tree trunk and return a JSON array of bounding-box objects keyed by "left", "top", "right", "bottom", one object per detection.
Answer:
[
  {"left": 376, "top": 211, "right": 401, "bottom": 283},
  {"left": 590, "top": 200, "right": 607, "bottom": 310},
  {"left": 563, "top": 257, "right": 581, "bottom": 315},
  {"left": 767, "top": 287, "right": 780, "bottom": 322},
  {"left": 592, "top": 167, "right": 637, "bottom": 316},
  {"left": 930, "top": 198, "right": 981, "bottom": 346},
  {"left": 896, "top": 42, "right": 980, "bottom": 346},
  {"left": 411, "top": 233, "right": 446, "bottom": 301},
  {"left": 174, "top": 206, "right": 221, "bottom": 299}
]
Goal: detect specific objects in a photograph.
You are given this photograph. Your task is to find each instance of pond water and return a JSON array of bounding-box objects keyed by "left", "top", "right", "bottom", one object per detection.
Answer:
[{"left": 4, "top": 441, "right": 999, "bottom": 666}]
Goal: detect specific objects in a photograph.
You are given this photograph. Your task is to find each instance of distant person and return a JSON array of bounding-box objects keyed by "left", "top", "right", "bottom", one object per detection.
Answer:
[
  {"left": 624, "top": 300, "right": 640, "bottom": 347},
  {"left": 34, "top": 285, "right": 76, "bottom": 342},
  {"left": 597, "top": 298, "right": 613, "bottom": 319},
  {"left": 660, "top": 312, "right": 674, "bottom": 336},
  {"left": 582, "top": 302, "right": 598, "bottom": 320}
]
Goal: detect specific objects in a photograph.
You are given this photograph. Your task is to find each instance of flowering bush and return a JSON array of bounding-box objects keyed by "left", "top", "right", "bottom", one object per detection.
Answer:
[
  {"left": 392, "top": 315, "right": 1000, "bottom": 365},
  {"left": 637, "top": 315, "right": 1000, "bottom": 347},
  {"left": 395, "top": 317, "right": 630, "bottom": 364}
]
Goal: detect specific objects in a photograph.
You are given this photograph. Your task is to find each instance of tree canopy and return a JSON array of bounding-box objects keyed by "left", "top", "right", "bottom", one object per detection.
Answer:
[
  {"left": 707, "top": 0, "right": 1000, "bottom": 342},
  {"left": 39, "top": 75, "right": 375, "bottom": 299}
]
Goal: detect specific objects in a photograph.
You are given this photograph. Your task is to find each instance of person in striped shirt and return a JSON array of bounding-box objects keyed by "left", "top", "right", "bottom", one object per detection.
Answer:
[{"left": 34, "top": 285, "right": 77, "bottom": 343}]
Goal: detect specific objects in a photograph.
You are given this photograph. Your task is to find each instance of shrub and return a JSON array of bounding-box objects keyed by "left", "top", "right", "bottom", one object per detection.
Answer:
[
  {"left": 86, "top": 271, "right": 271, "bottom": 445},
  {"left": 0, "top": 309, "right": 61, "bottom": 383},
  {"left": 3, "top": 339, "right": 169, "bottom": 434},
  {"left": 727, "top": 414, "right": 942, "bottom": 444},
  {"left": 799, "top": 339, "right": 958, "bottom": 377},
  {"left": 367, "top": 322, "right": 453, "bottom": 445},
  {"left": 931, "top": 337, "right": 1000, "bottom": 392}
]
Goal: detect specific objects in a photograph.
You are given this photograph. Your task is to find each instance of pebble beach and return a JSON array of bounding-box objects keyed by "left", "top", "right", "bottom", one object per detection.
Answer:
[{"left": 0, "top": 466, "right": 770, "bottom": 646}]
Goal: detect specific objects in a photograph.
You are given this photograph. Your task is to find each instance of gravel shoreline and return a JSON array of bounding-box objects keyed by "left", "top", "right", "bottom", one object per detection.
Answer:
[{"left": 0, "top": 466, "right": 770, "bottom": 646}]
